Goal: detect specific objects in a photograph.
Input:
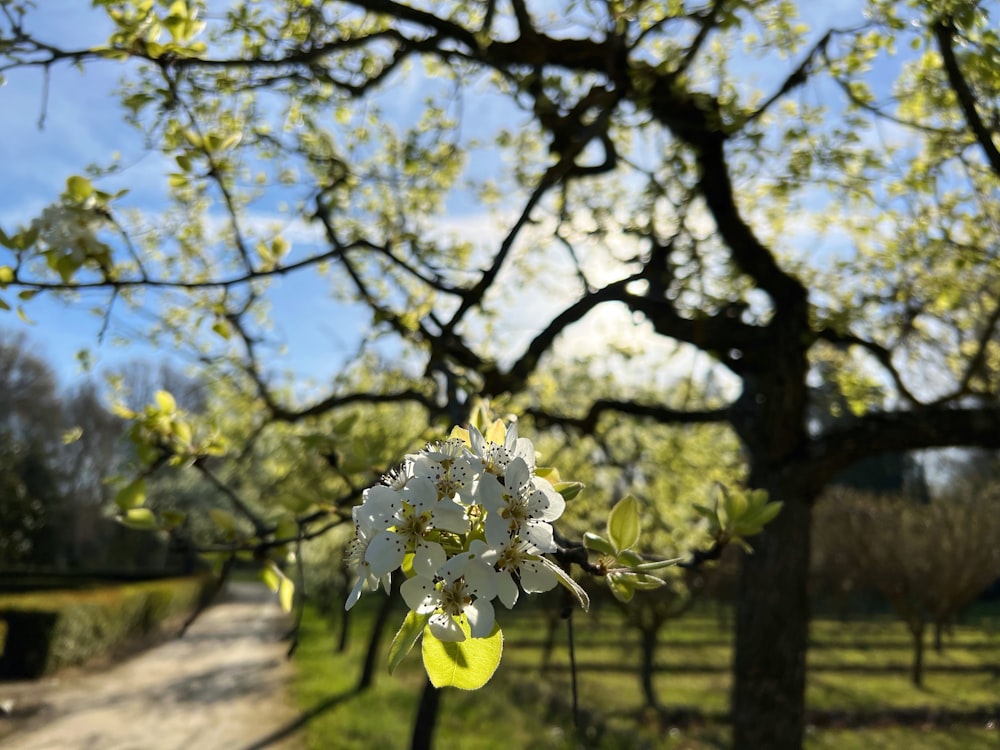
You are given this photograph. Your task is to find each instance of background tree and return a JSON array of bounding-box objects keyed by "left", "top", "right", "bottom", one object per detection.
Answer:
[
  {"left": 3, "top": 1, "right": 1000, "bottom": 747},
  {"left": 0, "top": 332, "right": 70, "bottom": 568},
  {"left": 813, "top": 487, "right": 1000, "bottom": 687}
]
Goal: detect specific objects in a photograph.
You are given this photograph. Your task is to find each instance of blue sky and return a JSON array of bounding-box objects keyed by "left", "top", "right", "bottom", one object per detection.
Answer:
[{"left": 0, "top": 0, "right": 881, "bottom": 395}]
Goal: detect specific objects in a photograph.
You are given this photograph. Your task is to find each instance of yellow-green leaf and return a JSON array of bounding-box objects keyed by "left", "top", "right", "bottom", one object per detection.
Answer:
[
  {"left": 115, "top": 478, "right": 147, "bottom": 510},
  {"left": 583, "top": 532, "right": 615, "bottom": 556},
  {"left": 607, "top": 494, "right": 641, "bottom": 552},
  {"left": 210, "top": 507, "right": 237, "bottom": 533},
  {"left": 389, "top": 611, "right": 429, "bottom": 674},
  {"left": 155, "top": 390, "right": 177, "bottom": 413},
  {"left": 120, "top": 507, "right": 158, "bottom": 530},
  {"left": 278, "top": 577, "right": 295, "bottom": 613},
  {"left": 261, "top": 565, "right": 281, "bottom": 593},
  {"left": 62, "top": 427, "right": 84, "bottom": 445},
  {"left": 421, "top": 617, "right": 503, "bottom": 690},
  {"left": 66, "top": 175, "right": 94, "bottom": 202}
]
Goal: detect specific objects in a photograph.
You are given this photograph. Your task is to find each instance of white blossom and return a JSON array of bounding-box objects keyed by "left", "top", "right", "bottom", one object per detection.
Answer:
[
  {"left": 401, "top": 552, "right": 498, "bottom": 641},
  {"left": 478, "top": 457, "right": 565, "bottom": 552}
]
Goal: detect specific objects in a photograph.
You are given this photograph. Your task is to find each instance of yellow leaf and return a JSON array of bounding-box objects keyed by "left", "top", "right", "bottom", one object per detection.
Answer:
[{"left": 421, "top": 617, "right": 503, "bottom": 690}]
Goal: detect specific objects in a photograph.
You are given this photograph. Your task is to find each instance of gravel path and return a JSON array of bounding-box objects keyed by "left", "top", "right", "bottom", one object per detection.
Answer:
[{"left": 0, "top": 582, "right": 303, "bottom": 750}]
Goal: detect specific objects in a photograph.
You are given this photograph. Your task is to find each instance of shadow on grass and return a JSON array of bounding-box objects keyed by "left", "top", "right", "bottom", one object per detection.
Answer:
[{"left": 240, "top": 687, "right": 360, "bottom": 750}]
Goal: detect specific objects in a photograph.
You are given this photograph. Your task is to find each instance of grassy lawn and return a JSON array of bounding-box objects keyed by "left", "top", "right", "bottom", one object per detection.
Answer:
[{"left": 289, "top": 601, "right": 1000, "bottom": 749}]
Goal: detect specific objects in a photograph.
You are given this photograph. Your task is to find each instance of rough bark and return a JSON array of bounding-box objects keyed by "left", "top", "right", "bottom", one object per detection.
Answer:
[{"left": 731, "top": 481, "right": 815, "bottom": 750}]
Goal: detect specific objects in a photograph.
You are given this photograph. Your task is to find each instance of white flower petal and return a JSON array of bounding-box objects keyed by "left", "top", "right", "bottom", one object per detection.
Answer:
[
  {"left": 404, "top": 476, "right": 439, "bottom": 509},
  {"left": 431, "top": 500, "right": 469, "bottom": 534},
  {"left": 527, "top": 481, "right": 565, "bottom": 522},
  {"left": 496, "top": 571, "right": 519, "bottom": 609},
  {"left": 468, "top": 539, "right": 500, "bottom": 566},
  {"left": 464, "top": 561, "right": 498, "bottom": 601},
  {"left": 524, "top": 520, "right": 557, "bottom": 552},
  {"left": 413, "top": 540, "right": 447, "bottom": 578},
  {"left": 477, "top": 473, "right": 504, "bottom": 511},
  {"left": 365, "top": 531, "right": 407, "bottom": 576},
  {"left": 438, "top": 552, "right": 470, "bottom": 583},
  {"left": 504, "top": 420, "right": 518, "bottom": 451},
  {"left": 465, "top": 598, "right": 495, "bottom": 639},
  {"left": 513, "top": 438, "right": 535, "bottom": 468},
  {"left": 518, "top": 559, "right": 558, "bottom": 593},
  {"left": 357, "top": 485, "right": 401, "bottom": 527},
  {"left": 345, "top": 576, "right": 366, "bottom": 611},
  {"left": 505, "top": 457, "right": 531, "bottom": 495},
  {"left": 401, "top": 575, "right": 440, "bottom": 613},
  {"left": 429, "top": 613, "right": 466, "bottom": 642},
  {"left": 469, "top": 424, "right": 487, "bottom": 457},
  {"left": 485, "top": 511, "right": 515, "bottom": 549}
]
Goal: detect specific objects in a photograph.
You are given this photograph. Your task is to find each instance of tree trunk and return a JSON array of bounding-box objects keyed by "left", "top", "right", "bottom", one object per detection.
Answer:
[
  {"left": 337, "top": 606, "right": 350, "bottom": 653},
  {"left": 911, "top": 621, "right": 926, "bottom": 687},
  {"left": 731, "top": 487, "right": 813, "bottom": 750},
  {"left": 933, "top": 619, "right": 947, "bottom": 654},
  {"left": 639, "top": 625, "right": 660, "bottom": 709},
  {"left": 410, "top": 677, "right": 441, "bottom": 750},
  {"left": 358, "top": 576, "right": 397, "bottom": 690}
]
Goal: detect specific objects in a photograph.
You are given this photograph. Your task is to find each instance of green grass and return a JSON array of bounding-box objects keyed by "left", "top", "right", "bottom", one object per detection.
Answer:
[{"left": 289, "top": 602, "right": 1000, "bottom": 750}]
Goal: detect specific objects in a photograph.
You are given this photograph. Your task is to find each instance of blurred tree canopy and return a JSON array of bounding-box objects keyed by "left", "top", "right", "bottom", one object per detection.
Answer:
[{"left": 3, "top": 1, "right": 1000, "bottom": 747}]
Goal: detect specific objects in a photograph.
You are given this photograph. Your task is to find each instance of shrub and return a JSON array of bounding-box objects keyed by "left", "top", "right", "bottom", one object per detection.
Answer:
[{"left": 0, "top": 575, "right": 213, "bottom": 679}]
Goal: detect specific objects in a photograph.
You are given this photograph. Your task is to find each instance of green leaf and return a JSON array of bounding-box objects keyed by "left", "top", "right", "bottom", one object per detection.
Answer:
[
  {"left": 740, "top": 501, "right": 784, "bottom": 530},
  {"left": 421, "top": 617, "right": 503, "bottom": 690},
  {"left": 616, "top": 548, "right": 644, "bottom": 568},
  {"left": 553, "top": 481, "right": 585, "bottom": 501},
  {"left": 388, "top": 610, "right": 429, "bottom": 674},
  {"left": 633, "top": 556, "right": 686, "bottom": 572},
  {"left": 66, "top": 175, "right": 94, "bottom": 202},
  {"left": 723, "top": 487, "right": 747, "bottom": 525},
  {"left": 606, "top": 572, "right": 635, "bottom": 603},
  {"left": 607, "top": 494, "right": 641, "bottom": 552},
  {"left": 271, "top": 236, "right": 290, "bottom": 259},
  {"left": 160, "top": 510, "right": 186, "bottom": 530},
  {"left": 62, "top": 427, "right": 84, "bottom": 445},
  {"left": 210, "top": 507, "right": 237, "bottom": 533},
  {"left": 211, "top": 319, "right": 232, "bottom": 339},
  {"left": 278, "top": 577, "right": 295, "bottom": 613},
  {"left": 119, "top": 507, "right": 158, "bottom": 530},
  {"left": 537, "top": 556, "right": 590, "bottom": 611},
  {"left": 614, "top": 571, "right": 666, "bottom": 591},
  {"left": 583, "top": 531, "right": 615, "bottom": 555},
  {"left": 261, "top": 565, "right": 281, "bottom": 593},
  {"left": 0, "top": 266, "right": 13, "bottom": 286},
  {"left": 115, "top": 478, "right": 147, "bottom": 511},
  {"left": 155, "top": 390, "right": 177, "bottom": 413}
]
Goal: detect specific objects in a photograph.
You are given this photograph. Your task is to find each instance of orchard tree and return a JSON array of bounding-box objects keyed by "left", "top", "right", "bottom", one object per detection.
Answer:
[
  {"left": 814, "top": 488, "right": 1000, "bottom": 686},
  {"left": 3, "top": 1, "right": 1000, "bottom": 748}
]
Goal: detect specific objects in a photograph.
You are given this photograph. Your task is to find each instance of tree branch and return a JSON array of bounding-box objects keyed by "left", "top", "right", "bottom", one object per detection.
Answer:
[
  {"left": 933, "top": 18, "right": 1000, "bottom": 178},
  {"left": 809, "top": 406, "right": 1000, "bottom": 484}
]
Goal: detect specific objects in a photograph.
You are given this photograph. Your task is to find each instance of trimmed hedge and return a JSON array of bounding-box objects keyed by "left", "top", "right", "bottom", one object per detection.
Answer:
[{"left": 0, "top": 575, "right": 214, "bottom": 679}]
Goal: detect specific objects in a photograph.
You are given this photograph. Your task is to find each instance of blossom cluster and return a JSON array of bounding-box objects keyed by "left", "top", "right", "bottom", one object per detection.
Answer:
[
  {"left": 31, "top": 203, "right": 107, "bottom": 260},
  {"left": 345, "top": 420, "right": 587, "bottom": 642}
]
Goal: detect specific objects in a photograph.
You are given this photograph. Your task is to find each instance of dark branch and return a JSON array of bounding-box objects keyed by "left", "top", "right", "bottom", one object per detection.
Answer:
[
  {"left": 933, "top": 18, "right": 1000, "bottom": 178},
  {"left": 528, "top": 399, "right": 731, "bottom": 434}
]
